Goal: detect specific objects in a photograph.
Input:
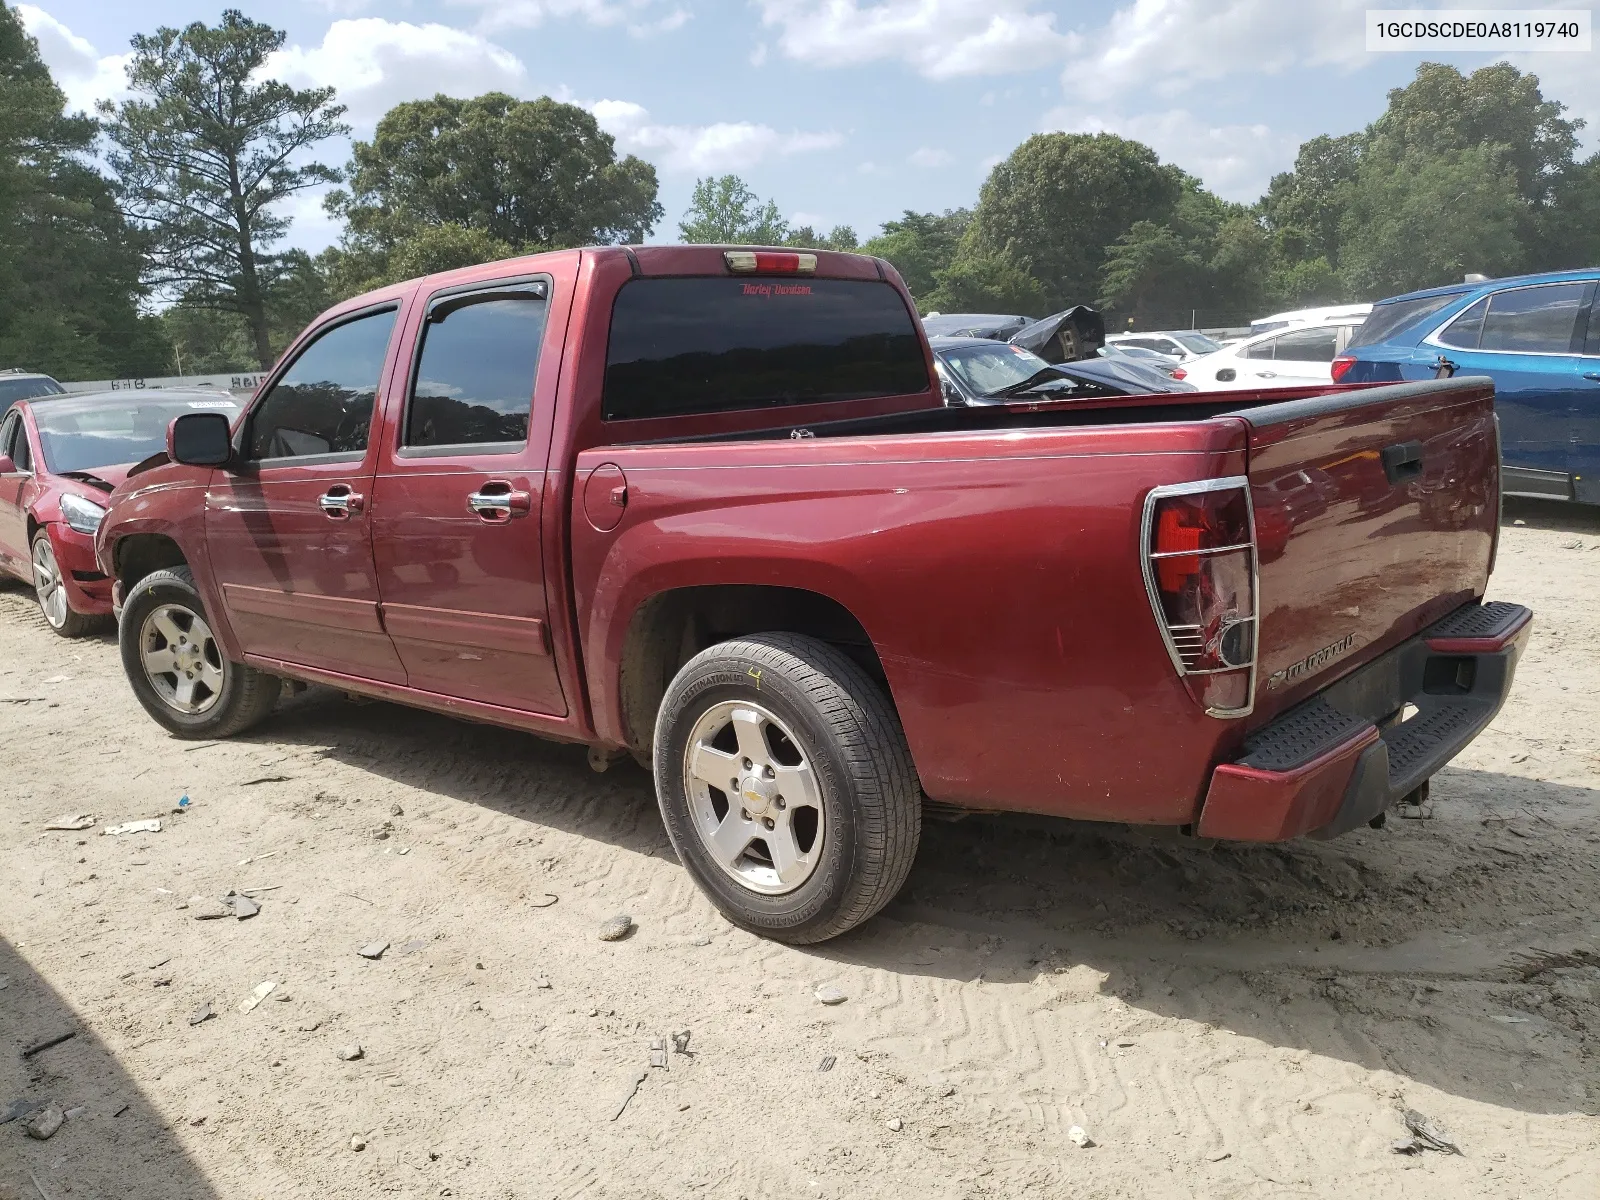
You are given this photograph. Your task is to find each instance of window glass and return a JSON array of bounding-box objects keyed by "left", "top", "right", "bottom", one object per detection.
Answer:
[
  {"left": 1588, "top": 300, "right": 1600, "bottom": 356},
  {"left": 407, "top": 290, "right": 547, "bottom": 448},
  {"left": 0, "top": 414, "right": 18, "bottom": 465},
  {"left": 1437, "top": 297, "right": 1488, "bottom": 349},
  {"left": 1271, "top": 326, "right": 1339, "bottom": 362},
  {"left": 1480, "top": 283, "right": 1586, "bottom": 354},
  {"left": 36, "top": 394, "right": 239, "bottom": 474},
  {"left": 11, "top": 419, "right": 30, "bottom": 472},
  {"left": 1347, "top": 293, "right": 1463, "bottom": 348},
  {"left": 938, "top": 342, "right": 1054, "bottom": 396},
  {"left": 1241, "top": 336, "right": 1278, "bottom": 360},
  {"left": 246, "top": 309, "right": 398, "bottom": 460},
  {"left": 1174, "top": 333, "right": 1222, "bottom": 354},
  {"left": 0, "top": 376, "right": 61, "bottom": 417},
  {"left": 604, "top": 278, "right": 929, "bottom": 421}
]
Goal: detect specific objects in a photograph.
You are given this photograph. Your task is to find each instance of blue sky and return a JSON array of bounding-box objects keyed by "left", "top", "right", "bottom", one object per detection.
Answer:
[{"left": 17, "top": 0, "right": 1600, "bottom": 252}]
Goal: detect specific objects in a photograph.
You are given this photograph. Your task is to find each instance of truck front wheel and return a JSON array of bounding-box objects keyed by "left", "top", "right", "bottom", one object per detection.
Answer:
[
  {"left": 653, "top": 633, "right": 921, "bottom": 943},
  {"left": 119, "top": 566, "right": 280, "bottom": 739}
]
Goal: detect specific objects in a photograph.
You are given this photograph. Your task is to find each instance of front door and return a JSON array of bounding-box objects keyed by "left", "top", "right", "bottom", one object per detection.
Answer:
[
  {"left": 370, "top": 276, "right": 567, "bottom": 716},
  {"left": 205, "top": 305, "right": 408, "bottom": 683},
  {"left": 0, "top": 412, "right": 33, "bottom": 574}
]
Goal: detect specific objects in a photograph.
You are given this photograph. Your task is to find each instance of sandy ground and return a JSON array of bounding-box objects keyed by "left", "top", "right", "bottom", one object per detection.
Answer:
[{"left": 2, "top": 497, "right": 1598, "bottom": 1200}]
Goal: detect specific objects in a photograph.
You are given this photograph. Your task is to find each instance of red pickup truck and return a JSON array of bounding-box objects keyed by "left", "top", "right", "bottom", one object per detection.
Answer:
[{"left": 95, "top": 245, "right": 1531, "bottom": 943}]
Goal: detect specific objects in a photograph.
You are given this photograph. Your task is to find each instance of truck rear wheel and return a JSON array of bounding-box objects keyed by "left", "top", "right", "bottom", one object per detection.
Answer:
[
  {"left": 653, "top": 633, "right": 921, "bottom": 943},
  {"left": 119, "top": 566, "right": 279, "bottom": 739}
]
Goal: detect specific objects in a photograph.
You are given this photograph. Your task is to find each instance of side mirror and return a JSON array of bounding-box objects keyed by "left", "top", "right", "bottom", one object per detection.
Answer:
[
  {"left": 941, "top": 378, "right": 963, "bottom": 406},
  {"left": 0, "top": 454, "right": 14, "bottom": 476},
  {"left": 168, "top": 412, "right": 233, "bottom": 467}
]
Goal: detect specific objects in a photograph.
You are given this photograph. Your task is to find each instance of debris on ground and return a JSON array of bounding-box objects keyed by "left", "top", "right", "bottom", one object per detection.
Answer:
[
  {"left": 103, "top": 818, "right": 161, "bottom": 836},
  {"left": 238, "top": 979, "right": 277, "bottom": 1013},
  {"left": 528, "top": 893, "right": 558, "bottom": 908},
  {"left": 20, "top": 1029, "right": 76, "bottom": 1058},
  {"left": 189, "top": 1001, "right": 215, "bottom": 1026},
  {"left": 44, "top": 813, "right": 94, "bottom": 831},
  {"left": 610, "top": 1069, "right": 648, "bottom": 1121},
  {"left": 397, "top": 939, "right": 428, "bottom": 955},
  {"left": 818, "top": 1055, "right": 836, "bottom": 1073},
  {"left": 241, "top": 776, "right": 290, "bottom": 787},
  {"left": 224, "top": 890, "right": 260, "bottom": 919},
  {"left": 24, "top": 1104, "right": 64, "bottom": 1140},
  {"left": 1207, "top": 1150, "right": 1231, "bottom": 1162},
  {"left": 1394, "top": 1109, "right": 1462, "bottom": 1155},
  {"left": 671, "top": 1030, "right": 692, "bottom": 1055},
  {"left": 358, "top": 940, "right": 390, "bottom": 959},
  {"left": 187, "top": 895, "right": 232, "bottom": 920},
  {"left": 815, "top": 985, "right": 847, "bottom": 1005},
  {"left": 1068, "top": 1125, "right": 1095, "bottom": 1148},
  {"left": 2, "top": 1098, "right": 44, "bottom": 1125},
  {"left": 887, "top": 1117, "right": 904, "bottom": 1132},
  {"left": 350, "top": 1132, "right": 367, "bottom": 1151},
  {"left": 649, "top": 1037, "right": 668, "bottom": 1068},
  {"left": 597, "top": 913, "right": 633, "bottom": 942},
  {"left": 337, "top": 1043, "right": 365, "bottom": 1062},
  {"left": 389, "top": 804, "right": 403, "bottom": 816},
  {"left": 534, "top": 977, "right": 552, "bottom": 989}
]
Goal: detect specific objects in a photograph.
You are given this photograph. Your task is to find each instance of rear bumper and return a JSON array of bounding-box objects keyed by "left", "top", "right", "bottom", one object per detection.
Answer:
[{"left": 1197, "top": 601, "right": 1531, "bottom": 841}]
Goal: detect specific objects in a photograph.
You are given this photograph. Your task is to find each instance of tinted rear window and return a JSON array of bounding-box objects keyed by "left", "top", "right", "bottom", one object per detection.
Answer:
[
  {"left": 1347, "top": 293, "right": 1462, "bottom": 348},
  {"left": 1479, "top": 282, "right": 1586, "bottom": 353},
  {"left": 603, "top": 278, "right": 930, "bottom": 421}
]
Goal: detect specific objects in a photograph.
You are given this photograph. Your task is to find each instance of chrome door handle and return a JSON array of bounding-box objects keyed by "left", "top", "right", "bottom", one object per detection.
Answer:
[
  {"left": 1255, "top": 370, "right": 1276, "bottom": 378},
  {"left": 319, "top": 486, "right": 364, "bottom": 519},
  {"left": 467, "top": 483, "right": 531, "bottom": 521},
  {"left": 1584, "top": 372, "right": 1600, "bottom": 382}
]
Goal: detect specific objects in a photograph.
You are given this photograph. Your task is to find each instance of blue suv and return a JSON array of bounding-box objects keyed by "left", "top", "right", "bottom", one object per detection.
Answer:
[{"left": 1335, "top": 269, "right": 1600, "bottom": 503}]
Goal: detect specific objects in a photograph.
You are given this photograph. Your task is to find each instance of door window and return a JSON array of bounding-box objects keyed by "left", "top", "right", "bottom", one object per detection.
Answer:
[
  {"left": 1437, "top": 297, "right": 1488, "bottom": 349},
  {"left": 0, "top": 414, "right": 18, "bottom": 468},
  {"left": 1241, "top": 336, "right": 1278, "bottom": 360},
  {"left": 1586, "top": 297, "right": 1600, "bottom": 356},
  {"left": 245, "top": 308, "right": 398, "bottom": 461},
  {"left": 1271, "top": 326, "right": 1339, "bottom": 362},
  {"left": 1479, "top": 283, "right": 1586, "bottom": 354},
  {"left": 405, "top": 287, "right": 548, "bottom": 450}
]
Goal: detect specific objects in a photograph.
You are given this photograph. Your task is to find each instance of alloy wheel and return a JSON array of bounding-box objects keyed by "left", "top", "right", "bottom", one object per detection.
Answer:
[
  {"left": 139, "top": 603, "right": 226, "bottom": 715},
  {"left": 31, "top": 537, "right": 69, "bottom": 630}
]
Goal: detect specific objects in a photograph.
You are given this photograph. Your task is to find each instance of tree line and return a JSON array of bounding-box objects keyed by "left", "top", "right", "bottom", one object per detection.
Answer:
[{"left": 4, "top": 3, "right": 1599, "bottom": 381}]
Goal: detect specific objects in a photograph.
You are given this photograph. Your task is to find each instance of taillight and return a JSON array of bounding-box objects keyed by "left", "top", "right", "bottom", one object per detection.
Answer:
[
  {"left": 1330, "top": 355, "right": 1355, "bottom": 382},
  {"left": 1170, "top": 367, "right": 1187, "bottom": 381},
  {"left": 724, "top": 250, "right": 817, "bottom": 274},
  {"left": 1142, "top": 478, "right": 1258, "bottom": 718}
]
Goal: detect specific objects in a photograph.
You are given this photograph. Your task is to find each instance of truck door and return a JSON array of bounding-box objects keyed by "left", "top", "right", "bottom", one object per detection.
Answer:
[
  {"left": 369, "top": 274, "right": 567, "bottom": 717},
  {"left": 204, "top": 304, "right": 408, "bottom": 683}
]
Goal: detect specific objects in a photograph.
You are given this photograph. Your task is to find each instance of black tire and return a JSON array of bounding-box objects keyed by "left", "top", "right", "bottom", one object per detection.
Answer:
[
  {"left": 119, "top": 566, "right": 279, "bottom": 739},
  {"left": 31, "top": 531, "right": 100, "bottom": 638},
  {"left": 653, "top": 633, "right": 921, "bottom": 944}
]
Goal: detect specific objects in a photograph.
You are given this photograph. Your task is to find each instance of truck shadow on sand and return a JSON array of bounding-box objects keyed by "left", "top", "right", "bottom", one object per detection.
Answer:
[
  {"left": 0, "top": 938, "right": 224, "bottom": 1200},
  {"left": 254, "top": 693, "right": 1598, "bottom": 1121},
  {"left": 1503, "top": 495, "right": 1600, "bottom": 534}
]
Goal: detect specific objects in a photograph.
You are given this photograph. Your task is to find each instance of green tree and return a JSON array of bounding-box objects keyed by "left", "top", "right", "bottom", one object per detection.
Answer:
[
  {"left": 921, "top": 245, "right": 1046, "bottom": 315},
  {"left": 786, "top": 223, "right": 859, "bottom": 251},
  {"left": 678, "top": 175, "right": 789, "bottom": 243},
  {"left": 1098, "top": 189, "right": 1271, "bottom": 322},
  {"left": 0, "top": 3, "right": 167, "bottom": 380},
  {"left": 956, "top": 133, "right": 1186, "bottom": 310},
  {"left": 330, "top": 92, "right": 660, "bottom": 286},
  {"left": 1260, "top": 132, "right": 1365, "bottom": 269},
  {"left": 859, "top": 209, "right": 970, "bottom": 304},
  {"left": 100, "top": 10, "right": 349, "bottom": 369}
]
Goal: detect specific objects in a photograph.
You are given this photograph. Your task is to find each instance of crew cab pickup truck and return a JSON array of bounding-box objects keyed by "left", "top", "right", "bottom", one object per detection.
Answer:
[{"left": 95, "top": 245, "right": 1531, "bottom": 943}]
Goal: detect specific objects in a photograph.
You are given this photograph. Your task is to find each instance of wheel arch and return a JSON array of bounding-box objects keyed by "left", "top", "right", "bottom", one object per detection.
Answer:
[
  {"left": 112, "top": 532, "right": 190, "bottom": 594},
  {"left": 614, "top": 584, "right": 891, "bottom": 761}
]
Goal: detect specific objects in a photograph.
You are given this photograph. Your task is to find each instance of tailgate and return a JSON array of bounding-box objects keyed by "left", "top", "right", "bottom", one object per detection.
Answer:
[{"left": 1232, "top": 378, "right": 1500, "bottom": 721}]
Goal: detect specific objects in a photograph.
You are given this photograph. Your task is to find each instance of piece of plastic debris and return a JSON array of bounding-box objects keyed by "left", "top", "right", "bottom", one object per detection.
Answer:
[
  {"left": 336, "top": 1043, "right": 364, "bottom": 1062},
  {"left": 189, "top": 1001, "right": 215, "bottom": 1026},
  {"left": 271, "top": 990, "right": 291, "bottom": 1002},
  {"left": 63, "top": 1106, "right": 86, "bottom": 1120},
  {"left": 224, "top": 891, "right": 260, "bottom": 919},
  {"left": 397, "top": 939, "right": 428, "bottom": 956},
  {"left": 350, "top": 1133, "right": 367, "bottom": 1151},
  {"left": 815, "top": 985, "right": 847, "bottom": 1006},
  {"left": 148, "top": 956, "right": 171, "bottom": 970},
  {"left": 20, "top": 1029, "right": 76, "bottom": 1058},
  {"left": 1207, "top": 1150, "right": 1231, "bottom": 1162},
  {"left": 1401, "top": 1109, "right": 1461, "bottom": 1155},
  {"left": 818, "top": 1055, "right": 836, "bottom": 1073},
  {"left": 43, "top": 674, "right": 69, "bottom": 685},
  {"left": 104, "top": 818, "right": 161, "bottom": 836},
  {"left": 24, "top": 1104, "right": 64, "bottom": 1140},
  {"left": 358, "top": 940, "right": 390, "bottom": 959},
  {"left": 238, "top": 980, "right": 276, "bottom": 1013},
  {"left": 528, "top": 893, "right": 557, "bottom": 908},
  {"left": 534, "top": 977, "right": 552, "bottom": 989},
  {"left": 2, "top": 1098, "right": 44, "bottom": 1125},
  {"left": 649, "top": 1038, "right": 668, "bottom": 1068},
  {"left": 597, "top": 914, "right": 633, "bottom": 942},
  {"left": 188, "top": 895, "right": 232, "bottom": 920},
  {"left": 44, "top": 813, "right": 95, "bottom": 831},
  {"left": 887, "top": 1117, "right": 903, "bottom": 1132},
  {"left": 671, "top": 1030, "right": 692, "bottom": 1055},
  {"left": 1068, "top": 1125, "right": 1094, "bottom": 1148},
  {"left": 176, "top": 794, "right": 191, "bottom": 811},
  {"left": 610, "top": 1069, "right": 648, "bottom": 1121}
]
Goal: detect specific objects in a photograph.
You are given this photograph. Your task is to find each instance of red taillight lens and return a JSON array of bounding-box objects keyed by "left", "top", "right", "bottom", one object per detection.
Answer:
[
  {"left": 1144, "top": 481, "right": 1258, "bottom": 716},
  {"left": 724, "top": 250, "right": 817, "bottom": 274},
  {"left": 1170, "top": 367, "right": 1187, "bottom": 381},
  {"left": 1330, "top": 354, "right": 1355, "bottom": 382}
]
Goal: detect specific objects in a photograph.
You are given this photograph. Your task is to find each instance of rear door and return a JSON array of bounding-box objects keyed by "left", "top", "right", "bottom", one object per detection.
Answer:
[
  {"left": 368, "top": 273, "right": 568, "bottom": 716},
  {"left": 205, "top": 304, "right": 408, "bottom": 683},
  {"left": 1579, "top": 292, "right": 1600, "bottom": 499},
  {"left": 1258, "top": 324, "right": 1340, "bottom": 385}
]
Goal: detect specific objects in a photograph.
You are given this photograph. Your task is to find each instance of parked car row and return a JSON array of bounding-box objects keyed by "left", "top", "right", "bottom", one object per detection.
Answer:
[{"left": 0, "top": 246, "right": 1533, "bottom": 949}]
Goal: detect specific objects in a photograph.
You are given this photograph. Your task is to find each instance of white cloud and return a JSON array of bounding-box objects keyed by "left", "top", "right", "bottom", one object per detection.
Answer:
[
  {"left": 909, "top": 146, "right": 952, "bottom": 167},
  {"left": 16, "top": 4, "right": 132, "bottom": 112},
  {"left": 1042, "top": 106, "right": 1300, "bottom": 202},
  {"left": 592, "top": 99, "right": 842, "bottom": 172},
  {"left": 265, "top": 19, "right": 531, "bottom": 129},
  {"left": 1063, "top": 0, "right": 1368, "bottom": 99},
  {"left": 447, "top": 0, "right": 690, "bottom": 37},
  {"left": 756, "top": 0, "right": 1078, "bottom": 79}
]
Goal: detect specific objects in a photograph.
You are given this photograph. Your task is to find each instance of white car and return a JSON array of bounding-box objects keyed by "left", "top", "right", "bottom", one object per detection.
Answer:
[
  {"left": 1175, "top": 318, "right": 1367, "bottom": 391},
  {"left": 1247, "top": 303, "right": 1372, "bottom": 337},
  {"left": 1103, "top": 330, "right": 1224, "bottom": 362}
]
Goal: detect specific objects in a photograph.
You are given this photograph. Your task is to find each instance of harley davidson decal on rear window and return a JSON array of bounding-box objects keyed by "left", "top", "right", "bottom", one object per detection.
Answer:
[{"left": 1266, "top": 633, "right": 1356, "bottom": 690}]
